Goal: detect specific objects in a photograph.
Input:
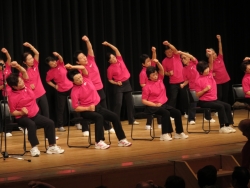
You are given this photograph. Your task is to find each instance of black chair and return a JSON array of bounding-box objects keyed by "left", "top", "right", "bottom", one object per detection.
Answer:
[
  {"left": 0, "top": 100, "right": 26, "bottom": 155},
  {"left": 186, "top": 90, "right": 214, "bottom": 134},
  {"left": 131, "top": 91, "right": 159, "bottom": 140},
  {"left": 66, "top": 96, "right": 111, "bottom": 148},
  {"left": 232, "top": 84, "right": 250, "bottom": 120}
]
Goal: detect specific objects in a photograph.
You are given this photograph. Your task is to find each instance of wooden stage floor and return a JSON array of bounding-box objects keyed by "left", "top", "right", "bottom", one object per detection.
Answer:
[{"left": 0, "top": 109, "right": 248, "bottom": 187}]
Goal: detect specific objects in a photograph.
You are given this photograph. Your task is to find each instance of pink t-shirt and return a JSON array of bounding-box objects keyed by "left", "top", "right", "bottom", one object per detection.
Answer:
[
  {"left": 8, "top": 85, "right": 39, "bottom": 119},
  {"left": 242, "top": 73, "right": 250, "bottom": 98},
  {"left": 142, "top": 74, "right": 168, "bottom": 104},
  {"left": 212, "top": 54, "right": 230, "bottom": 84},
  {"left": 195, "top": 72, "right": 217, "bottom": 101},
  {"left": 46, "top": 60, "right": 73, "bottom": 92},
  {"left": 82, "top": 55, "right": 103, "bottom": 90},
  {"left": 107, "top": 56, "right": 130, "bottom": 82},
  {"left": 162, "top": 53, "right": 184, "bottom": 84},
  {"left": 21, "top": 59, "right": 45, "bottom": 98},
  {"left": 70, "top": 77, "right": 100, "bottom": 109},
  {"left": 182, "top": 59, "right": 199, "bottom": 90},
  {"left": 0, "top": 62, "right": 12, "bottom": 96},
  {"left": 139, "top": 61, "right": 156, "bottom": 85}
]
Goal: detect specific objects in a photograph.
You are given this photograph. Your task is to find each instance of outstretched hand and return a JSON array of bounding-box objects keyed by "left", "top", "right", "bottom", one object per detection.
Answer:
[
  {"left": 64, "top": 63, "right": 72, "bottom": 69},
  {"left": 206, "top": 49, "right": 213, "bottom": 56},
  {"left": 151, "top": 46, "right": 156, "bottom": 52},
  {"left": 216, "top": 35, "right": 221, "bottom": 41},
  {"left": 102, "top": 41, "right": 109, "bottom": 46},
  {"left": 10, "top": 61, "right": 18, "bottom": 67},
  {"left": 1, "top": 48, "right": 8, "bottom": 54},
  {"left": 23, "top": 42, "right": 32, "bottom": 47},
  {"left": 82, "top": 35, "right": 89, "bottom": 42},
  {"left": 163, "top": 41, "right": 170, "bottom": 46},
  {"left": 53, "top": 52, "right": 59, "bottom": 57}
]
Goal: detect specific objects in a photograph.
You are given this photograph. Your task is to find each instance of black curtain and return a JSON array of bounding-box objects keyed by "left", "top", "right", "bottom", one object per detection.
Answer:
[{"left": 0, "top": 0, "right": 249, "bottom": 121}]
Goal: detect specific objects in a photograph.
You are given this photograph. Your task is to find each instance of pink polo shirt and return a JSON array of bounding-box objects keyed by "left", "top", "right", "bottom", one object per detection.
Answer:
[
  {"left": 21, "top": 59, "right": 46, "bottom": 98},
  {"left": 195, "top": 72, "right": 217, "bottom": 101},
  {"left": 162, "top": 53, "right": 184, "bottom": 84},
  {"left": 242, "top": 73, "right": 250, "bottom": 98},
  {"left": 212, "top": 54, "right": 230, "bottom": 84},
  {"left": 82, "top": 55, "right": 103, "bottom": 90},
  {"left": 142, "top": 74, "right": 168, "bottom": 104},
  {"left": 182, "top": 59, "right": 199, "bottom": 90},
  {"left": 8, "top": 85, "right": 39, "bottom": 119},
  {"left": 70, "top": 77, "right": 100, "bottom": 109},
  {"left": 46, "top": 60, "right": 73, "bottom": 92},
  {"left": 0, "top": 62, "right": 12, "bottom": 96},
  {"left": 107, "top": 56, "right": 130, "bottom": 82},
  {"left": 139, "top": 61, "right": 156, "bottom": 85}
]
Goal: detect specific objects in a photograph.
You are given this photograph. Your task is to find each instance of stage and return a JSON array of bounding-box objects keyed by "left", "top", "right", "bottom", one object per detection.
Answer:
[{"left": 0, "top": 110, "right": 248, "bottom": 188}]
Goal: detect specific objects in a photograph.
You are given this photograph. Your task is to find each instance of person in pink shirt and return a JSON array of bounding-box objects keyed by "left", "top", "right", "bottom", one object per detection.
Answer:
[
  {"left": 142, "top": 59, "right": 188, "bottom": 141},
  {"left": 0, "top": 48, "right": 13, "bottom": 136},
  {"left": 195, "top": 50, "right": 235, "bottom": 134},
  {"left": 207, "top": 35, "right": 230, "bottom": 105},
  {"left": 21, "top": 42, "right": 49, "bottom": 118},
  {"left": 46, "top": 52, "right": 76, "bottom": 132},
  {"left": 102, "top": 41, "right": 139, "bottom": 125},
  {"left": 162, "top": 41, "right": 188, "bottom": 117},
  {"left": 241, "top": 57, "right": 250, "bottom": 101},
  {"left": 67, "top": 69, "right": 132, "bottom": 149},
  {"left": 139, "top": 47, "right": 161, "bottom": 130},
  {"left": 73, "top": 36, "right": 114, "bottom": 134},
  {"left": 6, "top": 61, "right": 64, "bottom": 157}
]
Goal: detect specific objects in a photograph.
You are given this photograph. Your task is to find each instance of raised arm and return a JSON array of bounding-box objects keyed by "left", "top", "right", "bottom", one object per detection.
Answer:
[
  {"left": 163, "top": 41, "right": 178, "bottom": 54},
  {"left": 1, "top": 48, "right": 11, "bottom": 65},
  {"left": 153, "top": 59, "right": 164, "bottom": 76},
  {"left": 65, "top": 63, "right": 88, "bottom": 75},
  {"left": 102, "top": 41, "right": 121, "bottom": 56},
  {"left": 82, "top": 35, "right": 94, "bottom": 56},
  {"left": 53, "top": 52, "right": 63, "bottom": 62},
  {"left": 23, "top": 42, "right": 39, "bottom": 61},
  {"left": 11, "top": 61, "right": 29, "bottom": 80},
  {"left": 179, "top": 51, "right": 196, "bottom": 61},
  {"left": 151, "top": 47, "right": 156, "bottom": 59},
  {"left": 206, "top": 49, "right": 213, "bottom": 71},
  {"left": 216, "top": 35, "right": 223, "bottom": 55}
]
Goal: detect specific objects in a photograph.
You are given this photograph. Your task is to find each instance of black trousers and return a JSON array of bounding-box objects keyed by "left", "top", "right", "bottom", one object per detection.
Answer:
[
  {"left": 217, "top": 81, "right": 230, "bottom": 103},
  {"left": 145, "top": 103, "right": 184, "bottom": 134},
  {"left": 36, "top": 94, "right": 50, "bottom": 118},
  {"left": 146, "top": 115, "right": 161, "bottom": 125},
  {"left": 79, "top": 104, "right": 126, "bottom": 142},
  {"left": 198, "top": 100, "right": 234, "bottom": 127},
  {"left": 16, "top": 114, "right": 56, "bottom": 147}
]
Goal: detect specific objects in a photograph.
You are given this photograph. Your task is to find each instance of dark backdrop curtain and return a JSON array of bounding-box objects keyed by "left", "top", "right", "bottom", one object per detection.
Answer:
[{"left": 0, "top": 0, "right": 249, "bottom": 122}]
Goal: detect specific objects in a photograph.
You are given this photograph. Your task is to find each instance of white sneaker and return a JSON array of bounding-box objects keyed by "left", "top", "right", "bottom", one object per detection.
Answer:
[
  {"left": 57, "top": 127, "right": 66, "bottom": 132},
  {"left": 170, "top": 117, "right": 174, "bottom": 121},
  {"left": 174, "top": 132, "right": 189, "bottom": 139},
  {"left": 158, "top": 124, "right": 162, "bottom": 128},
  {"left": 214, "top": 112, "right": 218, "bottom": 116},
  {"left": 95, "top": 140, "right": 110, "bottom": 149},
  {"left": 82, "top": 131, "right": 89, "bottom": 137},
  {"left": 133, "top": 121, "right": 139, "bottom": 125},
  {"left": 204, "top": 118, "right": 216, "bottom": 123},
  {"left": 105, "top": 128, "right": 115, "bottom": 133},
  {"left": 46, "top": 145, "right": 64, "bottom": 154},
  {"left": 46, "top": 136, "right": 59, "bottom": 140},
  {"left": 19, "top": 127, "right": 28, "bottom": 135},
  {"left": 145, "top": 125, "right": 152, "bottom": 130},
  {"left": 226, "top": 126, "right": 236, "bottom": 133},
  {"left": 189, "top": 121, "right": 195, "bottom": 125},
  {"left": 5, "top": 132, "right": 12, "bottom": 137},
  {"left": 30, "top": 146, "right": 40, "bottom": 157},
  {"left": 118, "top": 139, "right": 132, "bottom": 147},
  {"left": 160, "top": 133, "right": 172, "bottom": 141},
  {"left": 184, "top": 113, "right": 188, "bottom": 118},
  {"left": 219, "top": 126, "right": 231, "bottom": 134},
  {"left": 75, "top": 123, "right": 82, "bottom": 130}
]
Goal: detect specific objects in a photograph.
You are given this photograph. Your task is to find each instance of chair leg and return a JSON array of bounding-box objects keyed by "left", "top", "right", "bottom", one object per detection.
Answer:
[{"left": 131, "top": 120, "right": 154, "bottom": 141}]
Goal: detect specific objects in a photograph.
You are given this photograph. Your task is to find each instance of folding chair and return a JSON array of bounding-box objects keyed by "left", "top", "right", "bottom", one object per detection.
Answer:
[
  {"left": 186, "top": 90, "right": 213, "bottom": 134},
  {"left": 66, "top": 96, "right": 111, "bottom": 148},
  {"left": 232, "top": 84, "right": 250, "bottom": 120},
  {"left": 0, "top": 100, "right": 26, "bottom": 155},
  {"left": 131, "top": 91, "right": 159, "bottom": 140}
]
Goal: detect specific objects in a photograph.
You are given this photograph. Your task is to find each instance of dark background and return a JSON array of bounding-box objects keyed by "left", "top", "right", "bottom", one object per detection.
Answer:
[{"left": 0, "top": 0, "right": 249, "bottom": 121}]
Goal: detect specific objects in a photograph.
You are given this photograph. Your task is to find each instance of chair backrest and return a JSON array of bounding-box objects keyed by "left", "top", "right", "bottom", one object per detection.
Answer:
[
  {"left": 132, "top": 91, "right": 145, "bottom": 108},
  {"left": 0, "top": 100, "right": 12, "bottom": 121},
  {"left": 66, "top": 96, "right": 75, "bottom": 113},
  {"left": 232, "top": 84, "right": 245, "bottom": 100},
  {"left": 189, "top": 90, "right": 199, "bottom": 102}
]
